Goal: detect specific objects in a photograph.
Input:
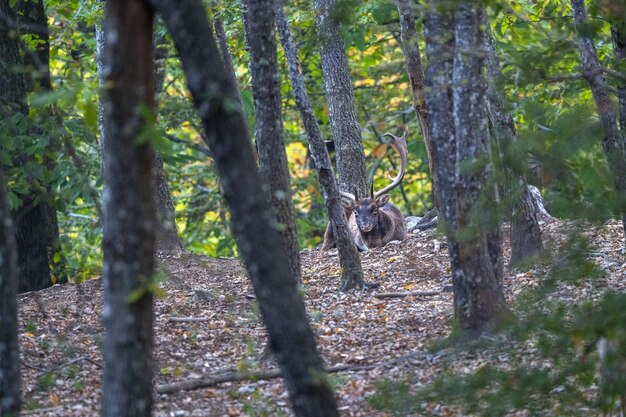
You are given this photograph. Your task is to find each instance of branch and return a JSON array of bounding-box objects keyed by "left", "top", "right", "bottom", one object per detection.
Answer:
[{"left": 373, "top": 289, "right": 445, "bottom": 299}]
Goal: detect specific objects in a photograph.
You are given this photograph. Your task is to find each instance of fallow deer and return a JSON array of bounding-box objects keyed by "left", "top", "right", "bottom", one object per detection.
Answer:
[{"left": 321, "top": 126, "right": 408, "bottom": 252}]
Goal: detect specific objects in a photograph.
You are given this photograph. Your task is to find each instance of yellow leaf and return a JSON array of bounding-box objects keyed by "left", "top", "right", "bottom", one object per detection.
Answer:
[
  {"left": 50, "top": 393, "right": 60, "bottom": 407},
  {"left": 370, "top": 143, "right": 388, "bottom": 159}
]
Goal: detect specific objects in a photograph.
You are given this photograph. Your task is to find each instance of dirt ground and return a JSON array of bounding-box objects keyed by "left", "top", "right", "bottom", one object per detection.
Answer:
[{"left": 16, "top": 217, "right": 626, "bottom": 416}]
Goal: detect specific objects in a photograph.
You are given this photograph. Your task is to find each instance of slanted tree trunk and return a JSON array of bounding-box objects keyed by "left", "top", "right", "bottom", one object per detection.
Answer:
[
  {"left": 275, "top": 2, "right": 369, "bottom": 291},
  {"left": 100, "top": 1, "right": 156, "bottom": 416},
  {"left": 0, "top": 170, "right": 20, "bottom": 417},
  {"left": 212, "top": 0, "right": 252, "bottom": 142},
  {"left": 482, "top": 26, "right": 543, "bottom": 267},
  {"left": 395, "top": 0, "right": 434, "bottom": 192},
  {"left": 314, "top": 0, "right": 368, "bottom": 196},
  {"left": 0, "top": 0, "right": 58, "bottom": 293},
  {"left": 243, "top": 0, "right": 301, "bottom": 284},
  {"left": 571, "top": 0, "right": 626, "bottom": 242},
  {"left": 451, "top": 2, "right": 509, "bottom": 336},
  {"left": 149, "top": 0, "right": 339, "bottom": 415}
]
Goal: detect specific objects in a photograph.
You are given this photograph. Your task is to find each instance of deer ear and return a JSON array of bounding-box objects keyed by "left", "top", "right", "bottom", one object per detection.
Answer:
[{"left": 376, "top": 194, "right": 390, "bottom": 206}]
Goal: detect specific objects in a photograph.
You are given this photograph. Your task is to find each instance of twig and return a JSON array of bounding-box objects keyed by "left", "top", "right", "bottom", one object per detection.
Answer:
[
  {"left": 166, "top": 316, "right": 209, "bottom": 322},
  {"left": 373, "top": 289, "right": 444, "bottom": 299},
  {"left": 36, "top": 356, "right": 103, "bottom": 376}
]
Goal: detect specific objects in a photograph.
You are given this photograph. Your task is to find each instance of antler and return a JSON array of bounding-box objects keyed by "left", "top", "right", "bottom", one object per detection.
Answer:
[{"left": 374, "top": 125, "right": 408, "bottom": 198}]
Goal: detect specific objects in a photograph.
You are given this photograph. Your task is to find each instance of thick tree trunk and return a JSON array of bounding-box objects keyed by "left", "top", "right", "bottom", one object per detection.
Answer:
[
  {"left": 452, "top": 3, "right": 509, "bottom": 336},
  {"left": 395, "top": 0, "right": 436, "bottom": 197},
  {"left": 0, "top": 0, "right": 58, "bottom": 293},
  {"left": 244, "top": 0, "right": 301, "bottom": 284},
  {"left": 424, "top": 3, "right": 460, "bottom": 275},
  {"left": 571, "top": 0, "right": 626, "bottom": 241},
  {"left": 0, "top": 170, "right": 20, "bottom": 417},
  {"left": 482, "top": 26, "right": 543, "bottom": 267},
  {"left": 275, "top": 2, "right": 368, "bottom": 291},
  {"left": 100, "top": 1, "right": 156, "bottom": 416},
  {"left": 314, "top": 0, "right": 368, "bottom": 196},
  {"left": 149, "top": 0, "right": 339, "bottom": 415}
]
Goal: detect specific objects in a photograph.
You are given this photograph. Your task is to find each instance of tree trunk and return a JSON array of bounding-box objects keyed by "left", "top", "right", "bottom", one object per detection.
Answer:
[
  {"left": 275, "top": 1, "right": 368, "bottom": 291},
  {"left": 153, "top": 31, "right": 183, "bottom": 253},
  {"left": 395, "top": 0, "right": 436, "bottom": 197},
  {"left": 212, "top": 0, "right": 252, "bottom": 143},
  {"left": 424, "top": 2, "right": 460, "bottom": 275},
  {"left": 149, "top": 0, "right": 339, "bottom": 415},
  {"left": 0, "top": 169, "right": 20, "bottom": 417},
  {"left": 482, "top": 25, "right": 543, "bottom": 267},
  {"left": 100, "top": 1, "right": 156, "bottom": 416},
  {"left": 611, "top": 21, "right": 625, "bottom": 134},
  {"left": 243, "top": 0, "right": 301, "bottom": 284},
  {"left": 452, "top": 3, "right": 509, "bottom": 336},
  {"left": 0, "top": 0, "right": 58, "bottom": 293},
  {"left": 571, "top": 0, "right": 626, "bottom": 241},
  {"left": 314, "top": 0, "right": 368, "bottom": 196}
]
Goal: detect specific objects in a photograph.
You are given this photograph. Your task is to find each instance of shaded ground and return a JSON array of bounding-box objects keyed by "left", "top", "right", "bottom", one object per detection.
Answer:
[{"left": 17, "top": 218, "right": 626, "bottom": 416}]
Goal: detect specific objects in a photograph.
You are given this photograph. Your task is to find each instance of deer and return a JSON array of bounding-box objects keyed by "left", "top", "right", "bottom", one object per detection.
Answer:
[{"left": 321, "top": 126, "right": 408, "bottom": 252}]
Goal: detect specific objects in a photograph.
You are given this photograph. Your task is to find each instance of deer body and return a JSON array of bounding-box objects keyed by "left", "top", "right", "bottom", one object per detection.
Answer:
[
  {"left": 321, "top": 126, "right": 409, "bottom": 252},
  {"left": 348, "top": 195, "right": 407, "bottom": 252}
]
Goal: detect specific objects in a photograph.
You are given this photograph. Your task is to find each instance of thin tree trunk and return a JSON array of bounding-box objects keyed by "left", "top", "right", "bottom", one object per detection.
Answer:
[
  {"left": 482, "top": 25, "right": 542, "bottom": 267},
  {"left": 0, "top": 169, "right": 20, "bottom": 417},
  {"left": 148, "top": 0, "right": 339, "bottom": 415},
  {"left": 275, "top": 1, "right": 369, "bottom": 291},
  {"left": 212, "top": 0, "right": 252, "bottom": 142},
  {"left": 314, "top": 0, "right": 368, "bottom": 196},
  {"left": 611, "top": 21, "right": 625, "bottom": 134},
  {"left": 153, "top": 31, "right": 183, "bottom": 253},
  {"left": 244, "top": 0, "right": 301, "bottom": 284},
  {"left": 452, "top": 3, "right": 509, "bottom": 336},
  {"left": 395, "top": 0, "right": 435, "bottom": 196},
  {"left": 100, "top": 1, "right": 156, "bottom": 416},
  {"left": 571, "top": 0, "right": 626, "bottom": 241}
]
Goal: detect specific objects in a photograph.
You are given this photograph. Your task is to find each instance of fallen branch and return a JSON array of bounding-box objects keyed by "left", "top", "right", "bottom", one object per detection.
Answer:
[
  {"left": 167, "top": 316, "right": 209, "bottom": 322},
  {"left": 21, "top": 406, "right": 63, "bottom": 415},
  {"left": 373, "top": 289, "right": 444, "bottom": 299},
  {"left": 37, "top": 356, "right": 103, "bottom": 376}
]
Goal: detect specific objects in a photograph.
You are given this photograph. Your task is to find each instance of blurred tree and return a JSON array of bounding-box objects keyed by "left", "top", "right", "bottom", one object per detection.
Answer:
[
  {"left": 149, "top": 0, "right": 340, "bottom": 414},
  {"left": 100, "top": 0, "right": 156, "bottom": 415},
  {"left": 0, "top": 169, "right": 20, "bottom": 417}
]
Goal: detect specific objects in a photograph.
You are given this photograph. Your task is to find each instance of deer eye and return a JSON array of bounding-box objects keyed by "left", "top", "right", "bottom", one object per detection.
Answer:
[
  {"left": 354, "top": 211, "right": 359, "bottom": 216},
  {"left": 372, "top": 209, "right": 378, "bottom": 214}
]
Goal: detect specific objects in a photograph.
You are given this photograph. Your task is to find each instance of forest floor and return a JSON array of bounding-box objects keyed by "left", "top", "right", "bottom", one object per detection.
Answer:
[{"left": 16, "top": 217, "right": 626, "bottom": 416}]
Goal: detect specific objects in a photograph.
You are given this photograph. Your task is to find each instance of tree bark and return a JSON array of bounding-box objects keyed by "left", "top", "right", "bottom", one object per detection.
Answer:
[
  {"left": 571, "top": 0, "right": 626, "bottom": 241},
  {"left": 611, "top": 20, "right": 625, "bottom": 135},
  {"left": 0, "top": 169, "right": 20, "bottom": 417},
  {"left": 0, "top": 0, "right": 58, "bottom": 293},
  {"left": 452, "top": 3, "right": 509, "bottom": 336},
  {"left": 275, "top": 1, "right": 368, "bottom": 291},
  {"left": 482, "top": 25, "right": 543, "bottom": 267},
  {"left": 424, "top": 1, "right": 460, "bottom": 275},
  {"left": 395, "top": 0, "right": 436, "bottom": 197},
  {"left": 314, "top": 0, "right": 368, "bottom": 196},
  {"left": 100, "top": 1, "right": 156, "bottom": 416},
  {"left": 148, "top": 0, "right": 339, "bottom": 415},
  {"left": 153, "top": 31, "right": 183, "bottom": 253},
  {"left": 244, "top": 0, "right": 301, "bottom": 284}
]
